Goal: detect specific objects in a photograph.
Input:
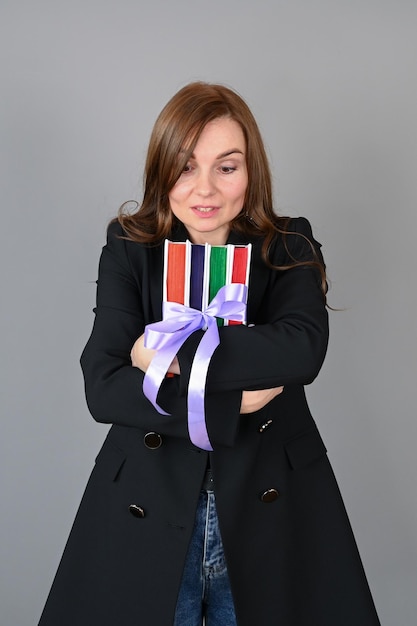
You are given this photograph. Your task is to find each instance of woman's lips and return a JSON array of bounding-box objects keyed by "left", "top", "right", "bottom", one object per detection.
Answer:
[{"left": 191, "top": 206, "right": 220, "bottom": 216}]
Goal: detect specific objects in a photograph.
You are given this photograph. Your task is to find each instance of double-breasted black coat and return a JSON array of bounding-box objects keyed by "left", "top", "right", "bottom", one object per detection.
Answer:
[{"left": 39, "top": 218, "right": 380, "bottom": 625}]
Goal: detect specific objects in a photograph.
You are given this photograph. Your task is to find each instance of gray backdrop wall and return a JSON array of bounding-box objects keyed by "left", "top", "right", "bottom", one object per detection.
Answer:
[{"left": 1, "top": 1, "right": 416, "bottom": 624}]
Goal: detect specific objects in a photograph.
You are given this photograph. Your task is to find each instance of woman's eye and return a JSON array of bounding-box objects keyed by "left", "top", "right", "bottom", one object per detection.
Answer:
[
  {"left": 220, "top": 166, "right": 236, "bottom": 174},
  {"left": 182, "top": 164, "right": 193, "bottom": 173}
]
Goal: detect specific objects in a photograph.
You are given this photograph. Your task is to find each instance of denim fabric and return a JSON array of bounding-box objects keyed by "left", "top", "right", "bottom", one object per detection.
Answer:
[{"left": 173, "top": 491, "right": 237, "bottom": 626}]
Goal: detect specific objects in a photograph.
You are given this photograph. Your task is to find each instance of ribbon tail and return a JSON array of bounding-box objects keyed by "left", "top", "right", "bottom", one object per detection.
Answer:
[
  {"left": 187, "top": 323, "right": 219, "bottom": 451},
  {"left": 143, "top": 340, "right": 182, "bottom": 415}
]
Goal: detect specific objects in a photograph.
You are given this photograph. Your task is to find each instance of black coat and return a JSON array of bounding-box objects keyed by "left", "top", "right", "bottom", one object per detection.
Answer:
[{"left": 39, "top": 218, "right": 380, "bottom": 625}]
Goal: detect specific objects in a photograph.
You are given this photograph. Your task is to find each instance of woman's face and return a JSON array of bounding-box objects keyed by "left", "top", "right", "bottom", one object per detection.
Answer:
[{"left": 168, "top": 117, "right": 248, "bottom": 245}]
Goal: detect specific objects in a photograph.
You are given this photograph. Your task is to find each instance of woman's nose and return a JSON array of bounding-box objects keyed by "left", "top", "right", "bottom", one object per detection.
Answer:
[{"left": 195, "top": 169, "right": 215, "bottom": 196}]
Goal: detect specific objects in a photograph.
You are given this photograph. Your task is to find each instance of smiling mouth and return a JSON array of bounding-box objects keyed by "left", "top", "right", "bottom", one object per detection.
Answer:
[{"left": 193, "top": 206, "right": 218, "bottom": 213}]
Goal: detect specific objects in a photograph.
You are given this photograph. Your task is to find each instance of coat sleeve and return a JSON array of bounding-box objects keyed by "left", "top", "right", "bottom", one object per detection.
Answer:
[
  {"left": 179, "top": 217, "right": 329, "bottom": 394},
  {"left": 80, "top": 221, "right": 241, "bottom": 443}
]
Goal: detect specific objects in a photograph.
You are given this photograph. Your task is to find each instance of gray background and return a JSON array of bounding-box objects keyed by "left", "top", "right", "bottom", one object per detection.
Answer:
[{"left": 1, "top": 1, "right": 416, "bottom": 624}]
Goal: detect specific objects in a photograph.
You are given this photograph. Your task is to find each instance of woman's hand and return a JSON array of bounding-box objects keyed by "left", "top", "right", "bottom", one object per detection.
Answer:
[
  {"left": 240, "top": 387, "right": 284, "bottom": 414},
  {"left": 130, "top": 334, "right": 155, "bottom": 373},
  {"left": 130, "top": 334, "right": 180, "bottom": 375}
]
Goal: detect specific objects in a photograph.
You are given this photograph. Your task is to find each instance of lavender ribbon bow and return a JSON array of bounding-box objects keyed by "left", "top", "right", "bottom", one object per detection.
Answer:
[{"left": 143, "top": 283, "right": 248, "bottom": 451}]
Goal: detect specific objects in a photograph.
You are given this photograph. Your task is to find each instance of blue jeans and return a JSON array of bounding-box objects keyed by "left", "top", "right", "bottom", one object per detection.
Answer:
[{"left": 173, "top": 491, "right": 237, "bottom": 626}]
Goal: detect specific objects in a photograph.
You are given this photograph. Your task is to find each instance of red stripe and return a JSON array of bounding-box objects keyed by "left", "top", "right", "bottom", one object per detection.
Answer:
[
  {"left": 166, "top": 243, "right": 186, "bottom": 304},
  {"left": 231, "top": 247, "right": 248, "bottom": 283},
  {"left": 229, "top": 247, "right": 248, "bottom": 325}
]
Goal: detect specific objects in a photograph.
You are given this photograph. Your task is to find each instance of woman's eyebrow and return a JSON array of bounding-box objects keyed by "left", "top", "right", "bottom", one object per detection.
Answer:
[
  {"left": 181, "top": 148, "right": 244, "bottom": 159},
  {"left": 216, "top": 149, "right": 244, "bottom": 159}
]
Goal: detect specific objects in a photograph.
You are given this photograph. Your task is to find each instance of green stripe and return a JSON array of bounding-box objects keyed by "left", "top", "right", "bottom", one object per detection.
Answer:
[{"left": 209, "top": 247, "right": 227, "bottom": 327}]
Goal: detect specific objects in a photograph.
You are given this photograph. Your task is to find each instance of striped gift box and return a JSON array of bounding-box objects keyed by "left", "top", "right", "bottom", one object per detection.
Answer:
[{"left": 163, "top": 240, "right": 252, "bottom": 325}]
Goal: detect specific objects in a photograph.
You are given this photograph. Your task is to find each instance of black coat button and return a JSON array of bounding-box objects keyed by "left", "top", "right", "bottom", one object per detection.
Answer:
[
  {"left": 129, "top": 505, "right": 145, "bottom": 518},
  {"left": 260, "top": 488, "right": 280, "bottom": 503},
  {"left": 258, "top": 419, "right": 273, "bottom": 433},
  {"left": 143, "top": 432, "right": 162, "bottom": 449}
]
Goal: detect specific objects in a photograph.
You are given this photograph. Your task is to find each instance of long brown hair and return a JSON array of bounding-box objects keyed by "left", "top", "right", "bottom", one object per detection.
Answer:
[{"left": 118, "top": 82, "right": 327, "bottom": 296}]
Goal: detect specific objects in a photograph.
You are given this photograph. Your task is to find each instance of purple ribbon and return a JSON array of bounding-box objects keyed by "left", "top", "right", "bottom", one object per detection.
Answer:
[{"left": 143, "top": 283, "right": 248, "bottom": 451}]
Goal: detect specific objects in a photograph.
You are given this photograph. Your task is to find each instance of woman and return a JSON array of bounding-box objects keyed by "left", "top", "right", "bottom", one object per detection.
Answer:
[{"left": 39, "top": 82, "right": 380, "bottom": 625}]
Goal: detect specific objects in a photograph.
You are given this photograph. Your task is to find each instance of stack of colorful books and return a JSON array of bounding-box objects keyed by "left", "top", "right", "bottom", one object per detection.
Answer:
[{"left": 163, "top": 240, "right": 252, "bottom": 325}]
